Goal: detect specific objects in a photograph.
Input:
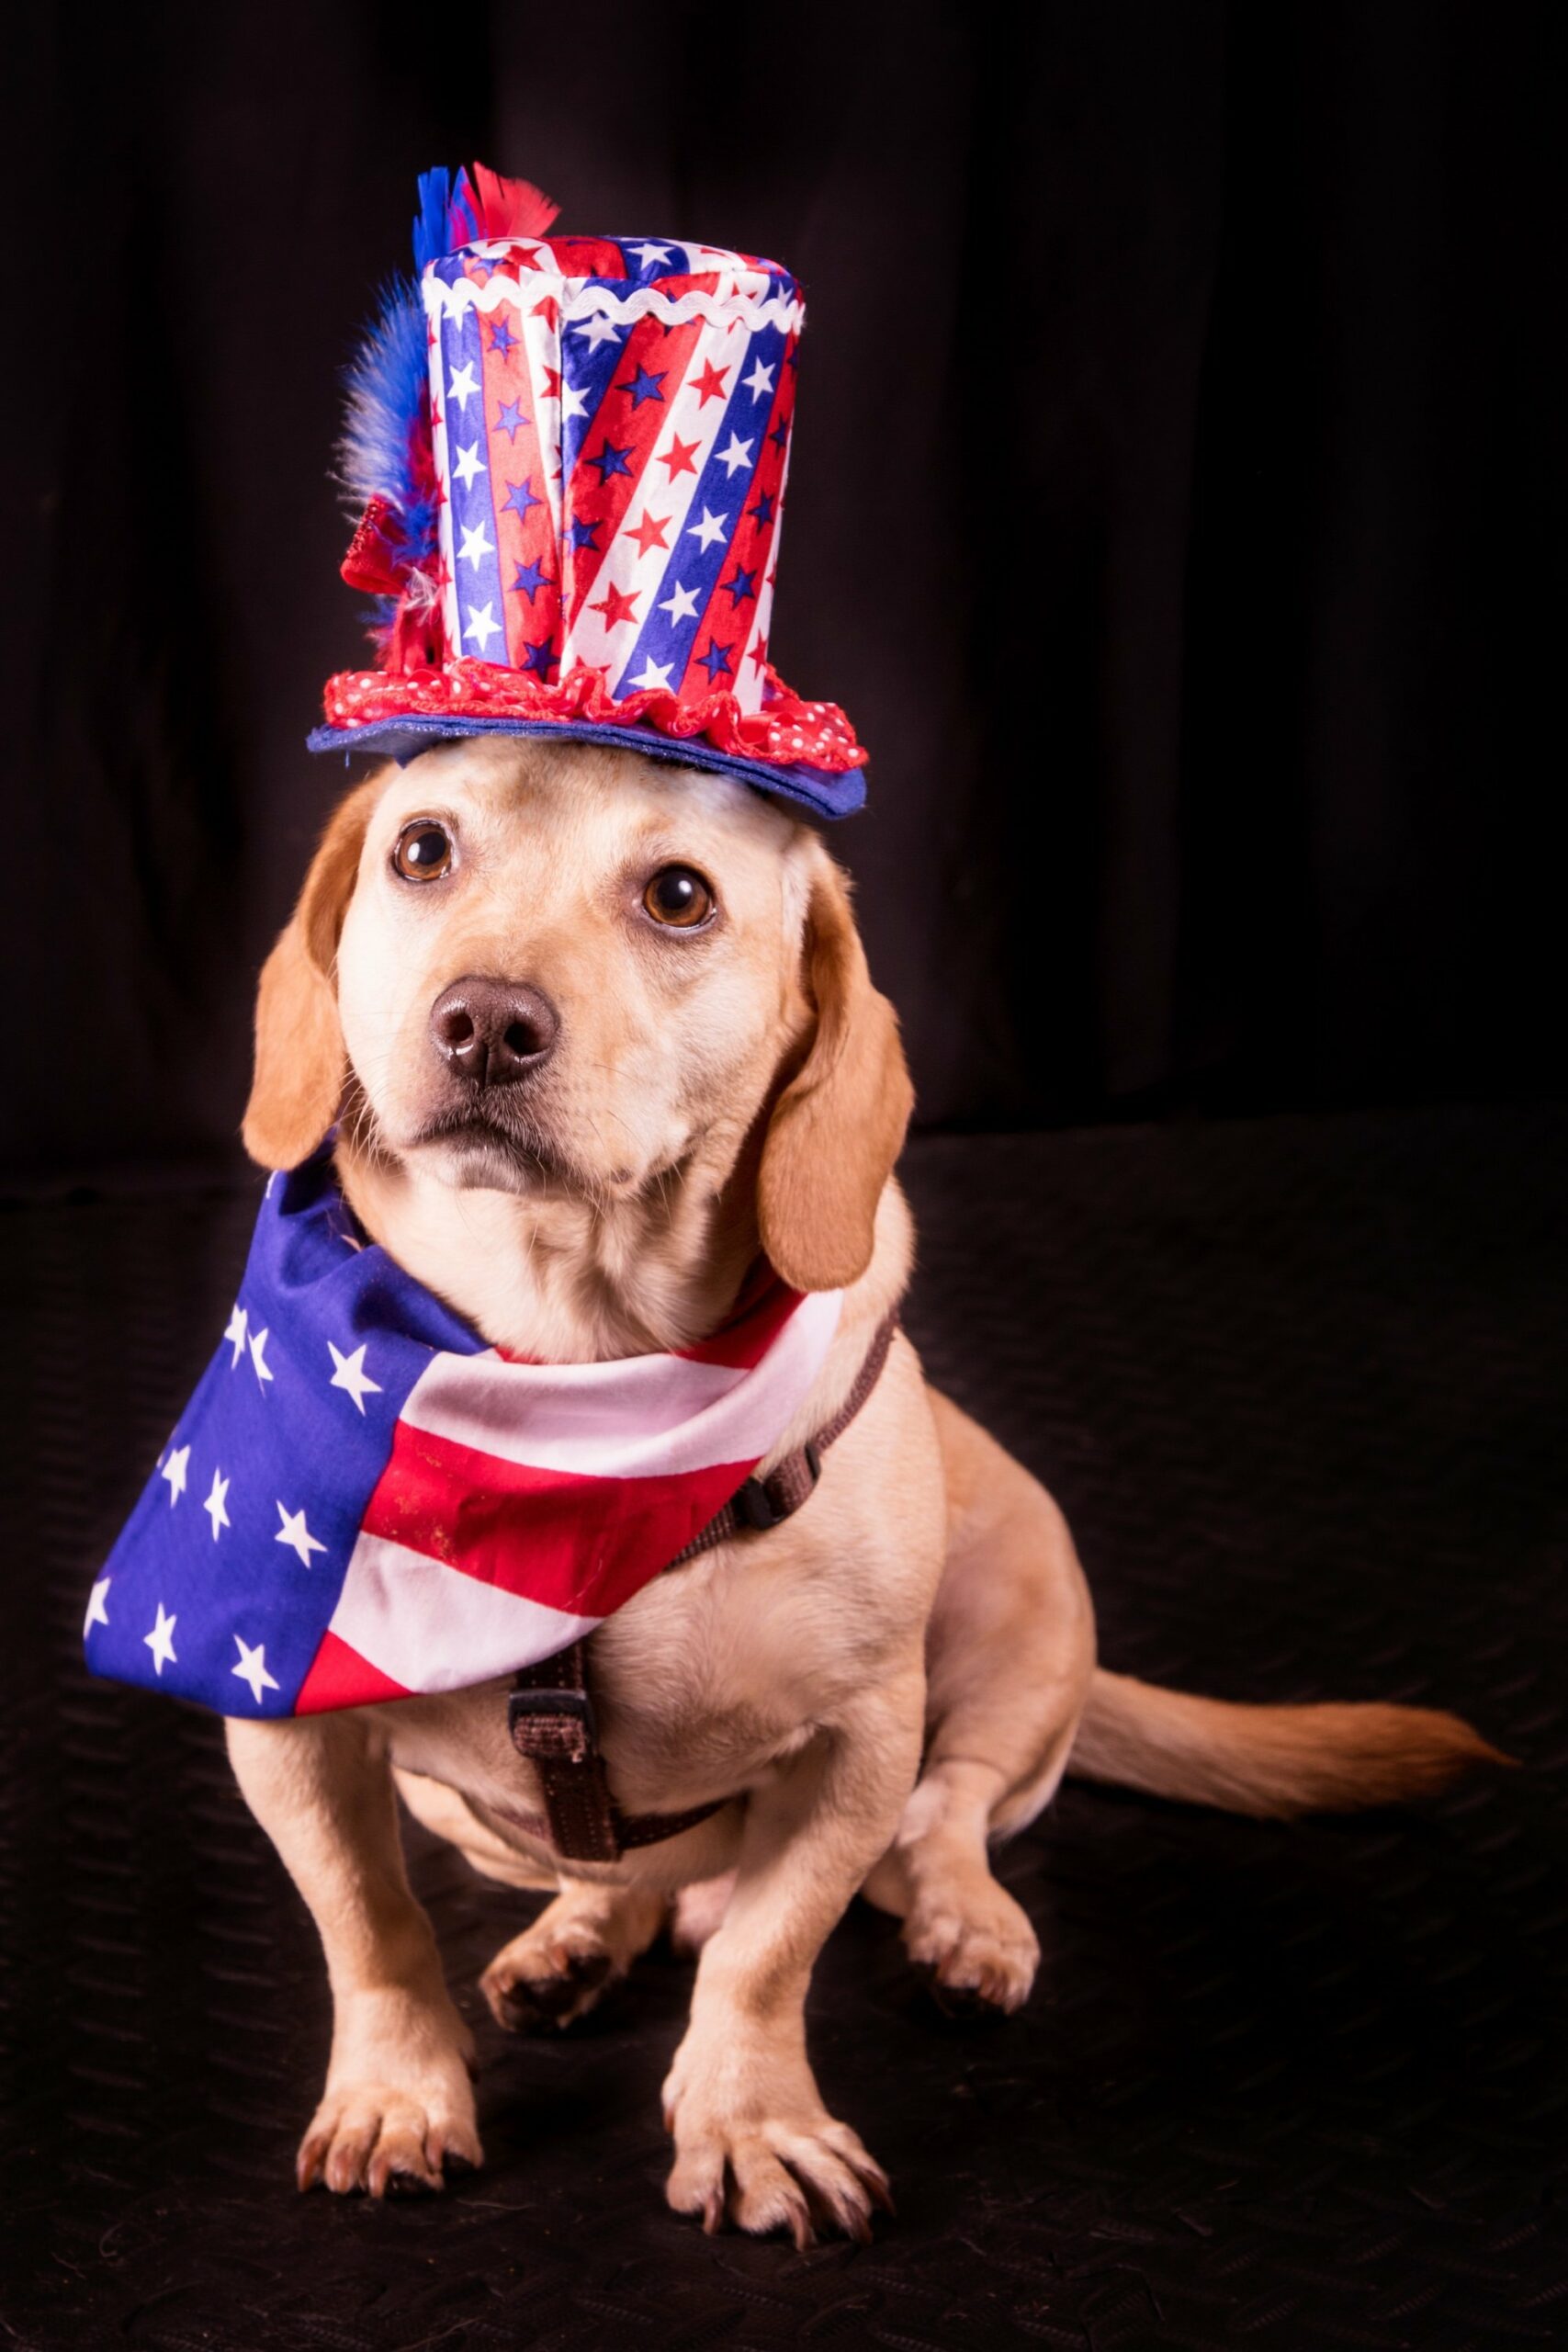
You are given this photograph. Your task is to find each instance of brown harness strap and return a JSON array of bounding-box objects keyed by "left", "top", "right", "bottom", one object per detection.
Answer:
[
  {"left": 507, "top": 1307, "right": 900, "bottom": 1861},
  {"left": 504, "top": 1640, "right": 723, "bottom": 1862},
  {"left": 668, "top": 1304, "right": 901, "bottom": 1563}
]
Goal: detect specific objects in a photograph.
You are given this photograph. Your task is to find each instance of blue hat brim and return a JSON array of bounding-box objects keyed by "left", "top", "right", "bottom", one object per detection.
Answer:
[{"left": 305, "top": 712, "right": 866, "bottom": 821}]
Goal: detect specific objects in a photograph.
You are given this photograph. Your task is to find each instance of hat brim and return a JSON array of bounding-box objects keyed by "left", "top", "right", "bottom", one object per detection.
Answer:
[{"left": 305, "top": 712, "right": 866, "bottom": 821}]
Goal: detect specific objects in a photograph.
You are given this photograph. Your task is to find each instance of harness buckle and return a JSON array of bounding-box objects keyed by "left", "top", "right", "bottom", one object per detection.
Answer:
[
  {"left": 508, "top": 1680, "right": 598, "bottom": 1752},
  {"left": 731, "top": 1441, "right": 823, "bottom": 1532}
]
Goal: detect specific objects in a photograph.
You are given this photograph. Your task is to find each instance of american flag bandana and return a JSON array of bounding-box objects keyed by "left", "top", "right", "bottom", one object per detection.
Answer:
[{"left": 84, "top": 1150, "right": 841, "bottom": 1720}]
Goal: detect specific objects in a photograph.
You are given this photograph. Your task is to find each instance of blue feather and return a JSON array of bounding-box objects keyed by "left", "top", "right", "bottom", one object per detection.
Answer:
[
  {"left": 331, "top": 268, "right": 439, "bottom": 650},
  {"left": 356, "top": 597, "right": 400, "bottom": 649},
  {"left": 412, "top": 166, "right": 454, "bottom": 271},
  {"left": 412, "top": 164, "right": 479, "bottom": 270},
  {"left": 332, "top": 164, "right": 490, "bottom": 654}
]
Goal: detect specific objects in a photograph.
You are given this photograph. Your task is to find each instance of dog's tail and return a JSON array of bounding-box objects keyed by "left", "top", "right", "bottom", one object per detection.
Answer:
[{"left": 1067, "top": 1668, "right": 1513, "bottom": 1818}]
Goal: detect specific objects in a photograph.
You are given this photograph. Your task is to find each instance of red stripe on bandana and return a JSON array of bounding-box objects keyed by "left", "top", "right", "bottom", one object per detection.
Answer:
[
  {"left": 675, "top": 1266, "right": 807, "bottom": 1369},
  {"left": 297, "top": 1629, "right": 412, "bottom": 1714},
  {"left": 360, "top": 1422, "right": 750, "bottom": 1619}
]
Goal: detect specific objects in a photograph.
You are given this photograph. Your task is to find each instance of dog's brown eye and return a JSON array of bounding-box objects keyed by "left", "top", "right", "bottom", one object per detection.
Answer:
[
  {"left": 642, "top": 865, "right": 715, "bottom": 929},
  {"left": 393, "top": 820, "right": 454, "bottom": 882}
]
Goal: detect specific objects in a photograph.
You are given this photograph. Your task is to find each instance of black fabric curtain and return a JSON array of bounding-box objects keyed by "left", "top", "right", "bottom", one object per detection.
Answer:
[{"left": 6, "top": 0, "right": 1562, "bottom": 1181}]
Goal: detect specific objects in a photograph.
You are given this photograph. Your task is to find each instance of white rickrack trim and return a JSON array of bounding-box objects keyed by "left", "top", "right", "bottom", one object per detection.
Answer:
[{"left": 426, "top": 272, "right": 805, "bottom": 335}]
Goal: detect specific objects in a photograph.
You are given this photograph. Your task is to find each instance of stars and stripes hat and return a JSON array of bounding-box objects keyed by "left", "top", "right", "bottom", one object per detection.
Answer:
[
  {"left": 84, "top": 1146, "right": 842, "bottom": 1721},
  {"left": 306, "top": 164, "right": 867, "bottom": 820}
]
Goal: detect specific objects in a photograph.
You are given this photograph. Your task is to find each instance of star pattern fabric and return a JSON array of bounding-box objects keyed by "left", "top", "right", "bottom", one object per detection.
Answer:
[
  {"left": 310, "top": 189, "right": 868, "bottom": 820},
  {"left": 84, "top": 1147, "right": 841, "bottom": 1723}
]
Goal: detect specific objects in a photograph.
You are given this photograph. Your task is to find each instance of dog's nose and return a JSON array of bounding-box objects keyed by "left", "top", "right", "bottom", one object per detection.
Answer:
[{"left": 428, "top": 976, "right": 560, "bottom": 1086}]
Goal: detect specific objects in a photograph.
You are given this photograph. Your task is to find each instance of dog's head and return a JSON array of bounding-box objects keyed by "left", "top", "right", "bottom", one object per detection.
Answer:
[{"left": 243, "top": 738, "right": 911, "bottom": 1291}]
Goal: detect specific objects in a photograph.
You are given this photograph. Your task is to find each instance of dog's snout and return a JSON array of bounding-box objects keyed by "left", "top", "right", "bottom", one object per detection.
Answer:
[{"left": 429, "top": 977, "right": 559, "bottom": 1086}]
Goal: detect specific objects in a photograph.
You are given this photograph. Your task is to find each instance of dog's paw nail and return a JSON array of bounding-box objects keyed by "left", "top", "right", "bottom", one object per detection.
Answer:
[
  {"left": 382, "top": 2165, "right": 439, "bottom": 2198},
  {"left": 915, "top": 1959, "right": 1011, "bottom": 2024},
  {"left": 934, "top": 1982, "right": 998, "bottom": 2021}
]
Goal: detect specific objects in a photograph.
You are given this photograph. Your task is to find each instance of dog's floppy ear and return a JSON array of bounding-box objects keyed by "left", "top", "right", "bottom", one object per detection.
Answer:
[
  {"left": 757, "top": 851, "right": 914, "bottom": 1292},
  {"left": 242, "top": 779, "right": 379, "bottom": 1170}
]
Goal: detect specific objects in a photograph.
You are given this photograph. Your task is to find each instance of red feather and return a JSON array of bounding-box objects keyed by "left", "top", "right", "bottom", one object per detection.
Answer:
[{"left": 469, "top": 164, "right": 559, "bottom": 243}]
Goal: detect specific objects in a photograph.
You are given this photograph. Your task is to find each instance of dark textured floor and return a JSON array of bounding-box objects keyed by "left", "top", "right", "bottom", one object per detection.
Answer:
[{"left": 2, "top": 1106, "right": 1566, "bottom": 2350}]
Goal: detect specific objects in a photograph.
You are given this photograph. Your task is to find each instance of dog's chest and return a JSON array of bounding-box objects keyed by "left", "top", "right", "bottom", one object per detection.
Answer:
[
  {"left": 373, "top": 1335, "right": 943, "bottom": 1854},
  {"left": 594, "top": 1534, "right": 866, "bottom": 1790},
  {"left": 378, "top": 1513, "right": 891, "bottom": 1839}
]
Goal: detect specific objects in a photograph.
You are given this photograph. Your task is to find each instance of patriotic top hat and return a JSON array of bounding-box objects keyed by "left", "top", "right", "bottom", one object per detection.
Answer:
[{"left": 307, "top": 164, "right": 867, "bottom": 820}]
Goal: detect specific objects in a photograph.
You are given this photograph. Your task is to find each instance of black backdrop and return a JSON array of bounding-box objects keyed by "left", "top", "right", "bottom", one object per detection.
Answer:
[{"left": 6, "top": 0, "right": 1563, "bottom": 1182}]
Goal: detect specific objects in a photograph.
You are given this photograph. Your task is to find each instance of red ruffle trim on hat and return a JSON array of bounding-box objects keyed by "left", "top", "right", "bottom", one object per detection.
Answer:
[{"left": 320, "top": 659, "right": 867, "bottom": 774}]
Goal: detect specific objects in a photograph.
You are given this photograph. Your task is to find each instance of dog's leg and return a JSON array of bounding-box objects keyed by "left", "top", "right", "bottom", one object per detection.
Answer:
[
  {"left": 226, "top": 1714, "right": 482, "bottom": 2195},
  {"left": 861, "top": 1385, "right": 1096, "bottom": 2015},
  {"left": 480, "top": 1879, "right": 669, "bottom": 2032},
  {"left": 661, "top": 1668, "right": 924, "bottom": 2246}
]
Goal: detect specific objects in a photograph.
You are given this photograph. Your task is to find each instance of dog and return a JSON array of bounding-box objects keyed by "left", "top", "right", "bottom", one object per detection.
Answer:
[{"left": 229, "top": 730, "right": 1501, "bottom": 2245}]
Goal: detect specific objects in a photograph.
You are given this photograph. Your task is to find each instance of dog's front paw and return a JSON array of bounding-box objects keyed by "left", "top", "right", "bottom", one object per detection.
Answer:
[
  {"left": 903, "top": 1877, "right": 1040, "bottom": 2016},
  {"left": 662, "top": 2045, "right": 892, "bottom": 2247},
  {"left": 481, "top": 1929, "right": 614, "bottom": 2033},
  {"left": 480, "top": 1883, "right": 666, "bottom": 2033},
  {"left": 298, "top": 1989, "right": 482, "bottom": 2197},
  {"left": 298, "top": 2082, "right": 483, "bottom": 2197}
]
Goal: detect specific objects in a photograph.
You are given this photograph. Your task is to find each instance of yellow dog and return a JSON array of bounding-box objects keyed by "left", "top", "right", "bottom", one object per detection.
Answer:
[{"left": 231, "top": 732, "right": 1499, "bottom": 2245}]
